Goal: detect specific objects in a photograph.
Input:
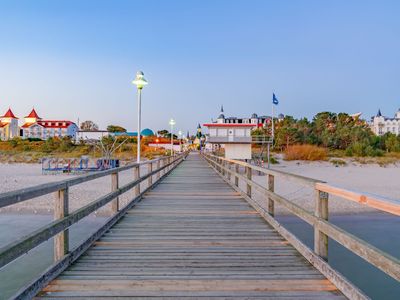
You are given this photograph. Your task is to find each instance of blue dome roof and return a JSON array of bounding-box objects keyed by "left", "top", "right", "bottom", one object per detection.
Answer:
[{"left": 141, "top": 128, "right": 154, "bottom": 136}]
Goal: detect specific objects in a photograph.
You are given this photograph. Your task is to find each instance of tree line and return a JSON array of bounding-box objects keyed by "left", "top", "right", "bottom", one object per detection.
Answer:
[{"left": 252, "top": 112, "right": 400, "bottom": 157}]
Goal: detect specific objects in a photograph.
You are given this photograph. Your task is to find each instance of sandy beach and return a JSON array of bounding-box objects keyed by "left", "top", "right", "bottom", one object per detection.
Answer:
[{"left": 0, "top": 159, "right": 399, "bottom": 215}]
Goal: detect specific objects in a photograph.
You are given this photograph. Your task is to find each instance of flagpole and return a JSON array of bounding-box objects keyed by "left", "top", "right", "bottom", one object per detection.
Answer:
[{"left": 271, "top": 102, "right": 275, "bottom": 146}]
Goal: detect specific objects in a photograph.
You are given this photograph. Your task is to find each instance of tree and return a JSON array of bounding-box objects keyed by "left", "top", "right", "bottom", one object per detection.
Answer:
[
  {"left": 157, "top": 129, "right": 169, "bottom": 137},
  {"left": 384, "top": 133, "right": 400, "bottom": 152},
  {"left": 80, "top": 120, "right": 99, "bottom": 131},
  {"left": 107, "top": 125, "right": 127, "bottom": 133}
]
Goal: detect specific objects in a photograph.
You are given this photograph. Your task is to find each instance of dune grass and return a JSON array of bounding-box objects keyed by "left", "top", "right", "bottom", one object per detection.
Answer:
[{"left": 284, "top": 145, "right": 328, "bottom": 161}]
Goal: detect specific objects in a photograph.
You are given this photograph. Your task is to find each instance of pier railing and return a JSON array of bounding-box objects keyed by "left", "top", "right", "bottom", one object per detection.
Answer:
[
  {"left": 0, "top": 153, "right": 186, "bottom": 299},
  {"left": 203, "top": 153, "right": 400, "bottom": 300}
]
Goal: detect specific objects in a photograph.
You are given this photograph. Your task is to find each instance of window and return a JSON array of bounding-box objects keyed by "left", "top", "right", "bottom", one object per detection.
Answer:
[
  {"left": 217, "top": 128, "right": 227, "bottom": 137},
  {"left": 209, "top": 129, "right": 217, "bottom": 136},
  {"left": 236, "top": 129, "right": 245, "bottom": 136}
]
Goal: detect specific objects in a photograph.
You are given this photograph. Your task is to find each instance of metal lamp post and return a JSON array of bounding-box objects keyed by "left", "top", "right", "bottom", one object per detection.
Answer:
[
  {"left": 178, "top": 130, "right": 182, "bottom": 153},
  {"left": 132, "top": 71, "right": 148, "bottom": 163},
  {"left": 169, "top": 118, "right": 176, "bottom": 156}
]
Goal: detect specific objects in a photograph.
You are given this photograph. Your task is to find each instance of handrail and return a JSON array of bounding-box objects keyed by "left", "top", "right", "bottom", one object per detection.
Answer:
[
  {"left": 0, "top": 157, "right": 165, "bottom": 209},
  {"left": 0, "top": 154, "right": 186, "bottom": 271},
  {"left": 203, "top": 152, "right": 400, "bottom": 299},
  {"left": 205, "top": 153, "right": 324, "bottom": 187},
  {"left": 316, "top": 183, "right": 400, "bottom": 216}
]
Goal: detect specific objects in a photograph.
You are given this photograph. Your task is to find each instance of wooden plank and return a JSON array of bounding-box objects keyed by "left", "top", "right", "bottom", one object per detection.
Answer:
[
  {"left": 9, "top": 156, "right": 186, "bottom": 300},
  {"left": 33, "top": 153, "right": 346, "bottom": 299}
]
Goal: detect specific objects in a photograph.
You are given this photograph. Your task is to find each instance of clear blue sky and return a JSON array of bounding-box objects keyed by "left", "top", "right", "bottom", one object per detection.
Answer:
[{"left": 1, "top": 0, "right": 399, "bottom": 134}]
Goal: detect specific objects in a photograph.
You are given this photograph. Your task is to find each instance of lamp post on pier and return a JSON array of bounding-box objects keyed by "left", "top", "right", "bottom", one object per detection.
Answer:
[
  {"left": 169, "top": 118, "right": 176, "bottom": 157},
  {"left": 132, "top": 71, "right": 148, "bottom": 163},
  {"left": 178, "top": 130, "right": 182, "bottom": 153}
]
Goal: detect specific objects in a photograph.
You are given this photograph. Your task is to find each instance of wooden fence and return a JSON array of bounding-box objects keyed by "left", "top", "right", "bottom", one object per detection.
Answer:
[
  {"left": 0, "top": 154, "right": 185, "bottom": 299},
  {"left": 203, "top": 153, "right": 400, "bottom": 300}
]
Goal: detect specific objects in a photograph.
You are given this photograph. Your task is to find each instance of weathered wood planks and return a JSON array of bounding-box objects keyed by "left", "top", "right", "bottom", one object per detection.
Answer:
[{"left": 36, "top": 153, "right": 345, "bottom": 299}]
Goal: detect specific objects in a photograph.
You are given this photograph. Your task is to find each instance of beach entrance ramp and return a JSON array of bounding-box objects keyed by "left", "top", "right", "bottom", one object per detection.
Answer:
[{"left": 35, "top": 153, "right": 347, "bottom": 299}]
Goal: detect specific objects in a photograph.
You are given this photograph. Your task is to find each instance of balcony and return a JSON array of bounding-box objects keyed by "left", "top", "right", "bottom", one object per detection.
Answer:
[{"left": 206, "top": 136, "right": 252, "bottom": 144}]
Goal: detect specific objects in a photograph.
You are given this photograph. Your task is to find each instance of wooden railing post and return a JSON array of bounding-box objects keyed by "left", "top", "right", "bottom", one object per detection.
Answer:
[
  {"left": 134, "top": 165, "right": 140, "bottom": 196},
  {"left": 315, "top": 189, "right": 329, "bottom": 261},
  {"left": 111, "top": 172, "right": 119, "bottom": 213},
  {"left": 157, "top": 159, "right": 161, "bottom": 180},
  {"left": 54, "top": 187, "right": 69, "bottom": 261},
  {"left": 267, "top": 174, "right": 274, "bottom": 216},
  {"left": 227, "top": 162, "right": 231, "bottom": 181},
  {"left": 246, "top": 166, "right": 252, "bottom": 198},
  {"left": 222, "top": 160, "right": 226, "bottom": 176},
  {"left": 148, "top": 162, "right": 153, "bottom": 186},
  {"left": 235, "top": 164, "right": 239, "bottom": 187},
  {"left": 161, "top": 158, "right": 165, "bottom": 176}
]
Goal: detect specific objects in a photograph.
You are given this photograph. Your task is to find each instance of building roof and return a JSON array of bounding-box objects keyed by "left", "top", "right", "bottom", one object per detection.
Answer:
[
  {"left": 141, "top": 128, "right": 155, "bottom": 136},
  {"left": 21, "top": 120, "right": 76, "bottom": 129},
  {"left": 1, "top": 108, "right": 18, "bottom": 119},
  {"left": 377, "top": 109, "right": 382, "bottom": 117},
  {"left": 203, "top": 123, "right": 257, "bottom": 127},
  {"left": 25, "top": 108, "right": 41, "bottom": 119}
]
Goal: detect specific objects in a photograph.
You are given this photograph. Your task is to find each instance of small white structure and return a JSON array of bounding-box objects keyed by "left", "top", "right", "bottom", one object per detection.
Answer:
[
  {"left": 77, "top": 130, "right": 110, "bottom": 142},
  {"left": 203, "top": 106, "right": 270, "bottom": 159},
  {"left": 148, "top": 142, "right": 182, "bottom": 152},
  {"left": 371, "top": 109, "right": 400, "bottom": 136},
  {"left": 204, "top": 123, "right": 256, "bottom": 159}
]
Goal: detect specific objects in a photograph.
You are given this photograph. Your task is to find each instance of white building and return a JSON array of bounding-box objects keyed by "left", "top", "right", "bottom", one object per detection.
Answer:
[
  {"left": 77, "top": 130, "right": 110, "bottom": 142},
  {"left": 0, "top": 108, "right": 19, "bottom": 140},
  {"left": 204, "top": 106, "right": 266, "bottom": 159},
  {"left": 213, "top": 105, "right": 276, "bottom": 126},
  {"left": 21, "top": 109, "right": 79, "bottom": 140},
  {"left": 371, "top": 109, "right": 400, "bottom": 136}
]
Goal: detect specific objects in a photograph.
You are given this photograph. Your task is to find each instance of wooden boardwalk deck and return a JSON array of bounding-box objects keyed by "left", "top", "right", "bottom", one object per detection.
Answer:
[{"left": 37, "top": 153, "right": 345, "bottom": 299}]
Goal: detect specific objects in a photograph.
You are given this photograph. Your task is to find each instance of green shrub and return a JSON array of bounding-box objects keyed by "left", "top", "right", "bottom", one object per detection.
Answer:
[
  {"left": 351, "top": 142, "right": 366, "bottom": 157},
  {"left": 27, "top": 137, "right": 42, "bottom": 142},
  {"left": 22, "top": 145, "right": 32, "bottom": 151},
  {"left": 345, "top": 147, "right": 353, "bottom": 156},
  {"left": 9, "top": 137, "right": 20, "bottom": 148}
]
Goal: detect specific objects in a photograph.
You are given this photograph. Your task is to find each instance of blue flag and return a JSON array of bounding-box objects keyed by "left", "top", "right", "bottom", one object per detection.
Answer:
[{"left": 272, "top": 93, "right": 279, "bottom": 105}]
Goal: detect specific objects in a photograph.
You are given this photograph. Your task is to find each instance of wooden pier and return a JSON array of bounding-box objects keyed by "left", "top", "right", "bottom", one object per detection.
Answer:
[
  {"left": 36, "top": 154, "right": 345, "bottom": 299},
  {"left": 1, "top": 152, "right": 399, "bottom": 299}
]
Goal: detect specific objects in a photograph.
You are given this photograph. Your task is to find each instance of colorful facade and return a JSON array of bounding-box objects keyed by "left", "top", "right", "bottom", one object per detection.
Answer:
[{"left": 0, "top": 108, "right": 78, "bottom": 141}]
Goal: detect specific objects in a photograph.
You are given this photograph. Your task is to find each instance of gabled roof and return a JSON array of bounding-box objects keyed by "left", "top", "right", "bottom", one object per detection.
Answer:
[
  {"left": 25, "top": 108, "right": 41, "bottom": 119},
  {"left": 1, "top": 108, "right": 18, "bottom": 119}
]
